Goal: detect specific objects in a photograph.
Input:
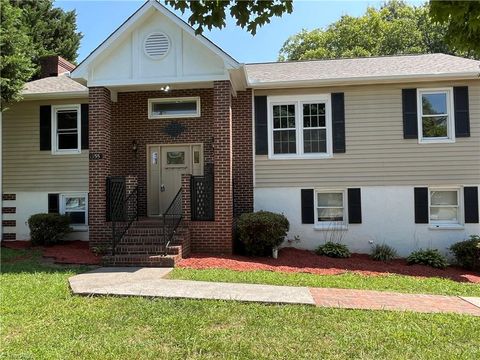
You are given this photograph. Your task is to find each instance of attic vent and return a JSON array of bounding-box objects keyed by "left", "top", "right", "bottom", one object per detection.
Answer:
[{"left": 144, "top": 32, "right": 170, "bottom": 60}]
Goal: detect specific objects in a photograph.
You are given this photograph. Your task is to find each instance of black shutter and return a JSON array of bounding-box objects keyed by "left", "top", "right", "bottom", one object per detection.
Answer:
[
  {"left": 81, "top": 104, "right": 89, "bottom": 149},
  {"left": 464, "top": 186, "right": 479, "bottom": 223},
  {"left": 254, "top": 96, "right": 268, "bottom": 155},
  {"left": 347, "top": 188, "right": 362, "bottom": 224},
  {"left": 40, "top": 105, "right": 52, "bottom": 150},
  {"left": 414, "top": 187, "right": 429, "bottom": 224},
  {"left": 48, "top": 194, "right": 59, "bottom": 214},
  {"left": 301, "top": 189, "right": 314, "bottom": 224},
  {"left": 402, "top": 89, "right": 418, "bottom": 139},
  {"left": 454, "top": 86, "right": 470, "bottom": 137},
  {"left": 332, "top": 93, "right": 345, "bottom": 153}
]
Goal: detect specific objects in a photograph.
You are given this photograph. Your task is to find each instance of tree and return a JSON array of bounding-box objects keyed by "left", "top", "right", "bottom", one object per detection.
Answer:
[
  {"left": 429, "top": 0, "right": 480, "bottom": 55},
  {"left": 10, "top": 0, "right": 83, "bottom": 72},
  {"left": 0, "top": 0, "right": 35, "bottom": 109},
  {"left": 278, "top": 0, "right": 475, "bottom": 61},
  {"left": 165, "top": 0, "right": 293, "bottom": 35}
]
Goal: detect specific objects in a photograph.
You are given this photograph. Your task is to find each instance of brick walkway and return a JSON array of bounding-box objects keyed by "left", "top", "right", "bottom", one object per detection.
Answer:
[
  {"left": 310, "top": 288, "right": 480, "bottom": 316},
  {"left": 69, "top": 267, "right": 480, "bottom": 316}
]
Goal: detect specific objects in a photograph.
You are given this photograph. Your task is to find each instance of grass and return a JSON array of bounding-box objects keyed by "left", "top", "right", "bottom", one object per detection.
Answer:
[
  {"left": 1, "top": 248, "right": 480, "bottom": 359},
  {"left": 169, "top": 267, "right": 480, "bottom": 297}
]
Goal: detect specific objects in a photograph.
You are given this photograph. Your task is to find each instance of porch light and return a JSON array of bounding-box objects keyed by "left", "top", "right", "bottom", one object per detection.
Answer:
[
  {"left": 160, "top": 85, "right": 170, "bottom": 92},
  {"left": 132, "top": 140, "right": 138, "bottom": 153}
]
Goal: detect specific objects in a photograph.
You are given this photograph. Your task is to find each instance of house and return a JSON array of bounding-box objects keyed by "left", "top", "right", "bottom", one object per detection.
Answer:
[{"left": 2, "top": 0, "right": 479, "bottom": 265}]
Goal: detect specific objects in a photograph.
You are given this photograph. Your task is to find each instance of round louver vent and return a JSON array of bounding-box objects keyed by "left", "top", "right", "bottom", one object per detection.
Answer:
[{"left": 144, "top": 32, "right": 170, "bottom": 60}]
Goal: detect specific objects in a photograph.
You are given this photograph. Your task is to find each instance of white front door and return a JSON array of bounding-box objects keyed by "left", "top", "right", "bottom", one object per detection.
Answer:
[{"left": 148, "top": 144, "right": 203, "bottom": 216}]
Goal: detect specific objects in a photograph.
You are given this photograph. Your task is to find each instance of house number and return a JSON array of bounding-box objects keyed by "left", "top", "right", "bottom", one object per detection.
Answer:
[{"left": 89, "top": 153, "right": 103, "bottom": 160}]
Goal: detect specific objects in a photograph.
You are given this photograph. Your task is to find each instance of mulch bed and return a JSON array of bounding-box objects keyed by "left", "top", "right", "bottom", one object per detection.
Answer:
[
  {"left": 178, "top": 247, "right": 480, "bottom": 284},
  {"left": 2, "top": 240, "right": 101, "bottom": 265}
]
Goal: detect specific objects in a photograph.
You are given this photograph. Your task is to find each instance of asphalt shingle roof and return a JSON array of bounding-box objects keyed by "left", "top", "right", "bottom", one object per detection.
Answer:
[
  {"left": 245, "top": 54, "right": 480, "bottom": 85},
  {"left": 22, "top": 75, "right": 87, "bottom": 95}
]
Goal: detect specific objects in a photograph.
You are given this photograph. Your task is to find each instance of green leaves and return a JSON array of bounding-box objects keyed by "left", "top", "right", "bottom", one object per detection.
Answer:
[
  {"left": 165, "top": 0, "right": 293, "bottom": 36},
  {"left": 279, "top": 0, "right": 477, "bottom": 61}
]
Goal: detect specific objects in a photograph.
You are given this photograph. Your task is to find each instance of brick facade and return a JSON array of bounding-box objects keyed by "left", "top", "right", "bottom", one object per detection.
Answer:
[
  {"left": 2, "top": 194, "right": 16, "bottom": 201},
  {"left": 88, "top": 81, "right": 253, "bottom": 254}
]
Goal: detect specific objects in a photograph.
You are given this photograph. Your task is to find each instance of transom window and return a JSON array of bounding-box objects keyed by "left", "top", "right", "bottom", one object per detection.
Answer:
[
  {"left": 417, "top": 88, "right": 454, "bottom": 143},
  {"left": 268, "top": 95, "right": 332, "bottom": 158},
  {"left": 148, "top": 97, "right": 200, "bottom": 119},
  {"left": 429, "top": 189, "right": 460, "bottom": 225},
  {"left": 52, "top": 105, "right": 81, "bottom": 154},
  {"left": 315, "top": 190, "right": 345, "bottom": 225},
  {"left": 60, "top": 193, "right": 88, "bottom": 226}
]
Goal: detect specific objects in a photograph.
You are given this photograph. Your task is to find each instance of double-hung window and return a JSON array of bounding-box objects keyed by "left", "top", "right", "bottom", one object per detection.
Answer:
[
  {"left": 315, "top": 190, "right": 346, "bottom": 227},
  {"left": 429, "top": 188, "right": 460, "bottom": 226},
  {"left": 52, "top": 105, "right": 81, "bottom": 154},
  {"left": 269, "top": 95, "right": 332, "bottom": 158},
  {"left": 60, "top": 193, "right": 88, "bottom": 227},
  {"left": 417, "top": 88, "right": 454, "bottom": 143}
]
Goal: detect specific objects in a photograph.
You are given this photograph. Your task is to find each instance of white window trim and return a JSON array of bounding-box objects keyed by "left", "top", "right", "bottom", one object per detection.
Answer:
[
  {"left": 428, "top": 186, "right": 464, "bottom": 230},
  {"left": 417, "top": 87, "right": 455, "bottom": 144},
  {"left": 148, "top": 96, "right": 201, "bottom": 119},
  {"left": 60, "top": 192, "right": 88, "bottom": 230},
  {"left": 267, "top": 94, "right": 333, "bottom": 159},
  {"left": 313, "top": 189, "right": 348, "bottom": 230},
  {"left": 51, "top": 104, "right": 81, "bottom": 155}
]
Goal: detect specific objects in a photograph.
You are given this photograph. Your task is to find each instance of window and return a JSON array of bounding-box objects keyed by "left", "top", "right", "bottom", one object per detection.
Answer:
[
  {"left": 148, "top": 97, "right": 200, "bottom": 119},
  {"left": 429, "top": 189, "right": 460, "bottom": 225},
  {"left": 268, "top": 95, "right": 331, "bottom": 158},
  {"left": 166, "top": 151, "right": 185, "bottom": 165},
  {"left": 52, "top": 105, "right": 81, "bottom": 154},
  {"left": 60, "top": 193, "right": 88, "bottom": 227},
  {"left": 417, "top": 88, "right": 454, "bottom": 143},
  {"left": 315, "top": 190, "right": 345, "bottom": 226}
]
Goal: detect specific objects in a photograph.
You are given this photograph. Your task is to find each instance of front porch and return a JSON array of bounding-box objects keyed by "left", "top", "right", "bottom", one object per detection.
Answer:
[{"left": 88, "top": 81, "right": 253, "bottom": 265}]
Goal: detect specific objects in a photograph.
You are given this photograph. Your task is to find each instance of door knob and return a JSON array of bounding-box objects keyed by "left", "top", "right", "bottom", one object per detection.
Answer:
[{"left": 160, "top": 184, "right": 166, "bottom": 192}]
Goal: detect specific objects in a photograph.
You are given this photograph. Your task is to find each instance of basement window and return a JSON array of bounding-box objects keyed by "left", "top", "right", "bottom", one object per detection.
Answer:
[
  {"left": 60, "top": 193, "right": 88, "bottom": 228},
  {"left": 148, "top": 97, "right": 201, "bottom": 119}
]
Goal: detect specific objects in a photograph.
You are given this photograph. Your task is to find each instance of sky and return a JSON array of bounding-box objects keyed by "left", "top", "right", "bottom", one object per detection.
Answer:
[{"left": 55, "top": 0, "right": 424, "bottom": 64}]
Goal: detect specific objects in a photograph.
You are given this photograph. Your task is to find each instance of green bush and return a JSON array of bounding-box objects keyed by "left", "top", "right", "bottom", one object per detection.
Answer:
[
  {"left": 28, "top": 213, "right": 71, "bottom": 246},
  {"left": 449, "top": 235, "right": 480, "bottom": 270},
  {"left": 406, "top": 249, "right": 448, "bottom": 269},
  {"left": 316, "top": 242, "right": 351, "bottom": 258},
  {"left": 370, "top": 244, "right": 397, "bottom": 262},
  {"left": 236, "top": 211, "right": 289, "bottom": 256}
]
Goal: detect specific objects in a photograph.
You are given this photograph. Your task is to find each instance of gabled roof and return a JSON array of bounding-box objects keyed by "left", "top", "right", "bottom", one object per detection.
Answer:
[
  {"left": 71, "top": 0, "right": 240, "bottom": 81},
  {"left": 22, "top": 75, "right": 88, "bottom": 100},
  {"left": 245, "top": 54, "right": 480, "bottom": 87}
]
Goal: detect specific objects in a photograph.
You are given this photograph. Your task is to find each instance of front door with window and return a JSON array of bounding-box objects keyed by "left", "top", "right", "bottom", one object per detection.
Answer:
[{"left": 148, "top": 144, "right": 203, "bottom": 216}]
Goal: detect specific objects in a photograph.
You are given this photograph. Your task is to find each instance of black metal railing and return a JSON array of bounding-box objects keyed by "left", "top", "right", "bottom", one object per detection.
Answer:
[
  {"left": 107, "top": 177, "right": 138, "bottom": 256},
  {"left": 191, "top": 165, "right": 214, "bottom": 221},
  {"left": 162, "top": 188, "right": 183, "bottom": 253}
]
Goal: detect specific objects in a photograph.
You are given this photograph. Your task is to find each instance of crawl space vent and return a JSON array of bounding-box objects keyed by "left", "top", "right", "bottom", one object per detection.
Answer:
[{"left": 144, "top": 32, "right": 170, "bottom": 60}]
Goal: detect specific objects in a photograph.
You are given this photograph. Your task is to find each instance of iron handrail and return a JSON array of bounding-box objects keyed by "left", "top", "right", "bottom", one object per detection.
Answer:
[
  {"left": 111, "top": 185, "right": 139, "bottom": 256},
  {"left": 162, "top": 188, "right": 183, "bottom": 254}
]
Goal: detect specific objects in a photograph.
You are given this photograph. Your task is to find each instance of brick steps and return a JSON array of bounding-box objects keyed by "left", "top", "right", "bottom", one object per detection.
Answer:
[
  {"left": 114, "top": 244, "right": 180, "bottom": 255},
  {"left": 102, "top": 254, "right": 179, "bottom": 267}
]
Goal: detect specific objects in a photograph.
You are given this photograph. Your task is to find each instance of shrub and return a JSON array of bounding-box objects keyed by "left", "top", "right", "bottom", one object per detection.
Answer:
[
  {"left": 406, "top": 249, "right": 448, "bottom": 269},
  {"left": 28, "top": 213, "right": 71, "bottom": 246},
  {"left": 449, "top": 235, "right": 480, "bottom": 270},
  {"left": 370, "top": 244, "right": 397, "bottom": 262},
  {"left": 236, "top": 211, "right": 289, "bottom": 256},
  {"left": 316, "top": 242, "right": 351, "bottom": 258}
]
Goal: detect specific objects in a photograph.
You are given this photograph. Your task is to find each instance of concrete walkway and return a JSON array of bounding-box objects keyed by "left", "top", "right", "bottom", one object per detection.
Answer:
[{"left": 69, "top": 267, "right": 480, "bottom": 316}]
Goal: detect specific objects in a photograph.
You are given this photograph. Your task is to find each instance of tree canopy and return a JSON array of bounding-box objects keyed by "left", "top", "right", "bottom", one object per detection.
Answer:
[
  {"left": 278, "top": 1, "right": 476, "bottom": 61},
  {"left": 165, "top": 0, "right": 293, "bottom": 35},
  {"left": 429, "top": 0, "right": 480, "bottom": 55}
]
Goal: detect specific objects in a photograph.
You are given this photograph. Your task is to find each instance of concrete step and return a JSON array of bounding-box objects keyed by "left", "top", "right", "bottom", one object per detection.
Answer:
[{"left": 102, "top": 254, "right": 179, "bottom": 267}]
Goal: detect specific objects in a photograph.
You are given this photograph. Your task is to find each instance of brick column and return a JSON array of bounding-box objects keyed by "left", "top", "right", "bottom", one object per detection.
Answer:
[{"left": 88, "top": 87, "right": 112, "bottom": 249}]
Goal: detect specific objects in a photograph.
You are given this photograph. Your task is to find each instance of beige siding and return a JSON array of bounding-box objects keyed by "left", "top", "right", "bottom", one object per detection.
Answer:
[
  {"left": 255, "top": 80, "right": 480, "bottom": 187},
  {"left": 2, "top": 99, "right": 89, "bottom": 192}
]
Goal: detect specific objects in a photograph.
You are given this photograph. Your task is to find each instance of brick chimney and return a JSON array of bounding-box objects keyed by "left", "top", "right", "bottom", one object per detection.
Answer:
[{"left": 39, "top": 55, "right": 76, "bottom": 78}]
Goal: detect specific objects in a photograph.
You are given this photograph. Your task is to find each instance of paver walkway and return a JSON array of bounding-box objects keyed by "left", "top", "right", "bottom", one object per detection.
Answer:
[{"left": 69, "top": 267, "right": 480, "bottom": 316}]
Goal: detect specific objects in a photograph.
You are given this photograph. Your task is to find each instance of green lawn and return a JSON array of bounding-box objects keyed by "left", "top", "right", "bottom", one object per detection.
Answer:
[
  {"left": 1, "top": 248, "right": 480, "bottom": 360},
  {"left": 170, "top": 267, "right": 480, "bottom": 297}
]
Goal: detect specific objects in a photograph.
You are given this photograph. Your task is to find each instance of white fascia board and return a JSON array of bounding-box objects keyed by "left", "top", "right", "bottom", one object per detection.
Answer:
[
  {"left": 88, "top": 74, "right": 230, "bottom": 88},
  {"left": 247, "top": 71, "right": 480, "bottom": 89},
  {"left": 21, "top": 91, "right": 89, "bottom": 101}
]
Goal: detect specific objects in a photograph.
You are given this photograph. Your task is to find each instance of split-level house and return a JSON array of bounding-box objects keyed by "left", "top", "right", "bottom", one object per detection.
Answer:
[{"left": 2, "top": 1, "right": 479, "bottom": 265}]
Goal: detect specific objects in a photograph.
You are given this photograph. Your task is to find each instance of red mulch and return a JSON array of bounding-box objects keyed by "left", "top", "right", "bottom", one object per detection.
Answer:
[
  {"left": 178, "top": 247, "right": 480, "bottom": 284},
  {"left": 2, "top": 240, "right": 100, "bottom": 265}
]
